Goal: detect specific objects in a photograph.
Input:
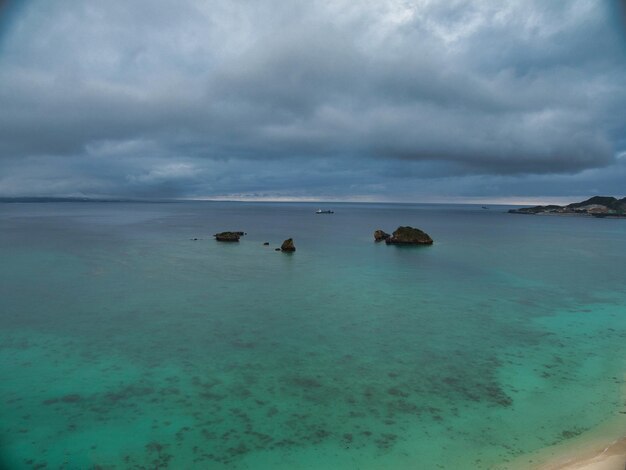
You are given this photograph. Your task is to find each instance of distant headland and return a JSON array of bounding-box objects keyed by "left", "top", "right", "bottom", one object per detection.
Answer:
[{"left": 509, "top": 196, "right": 626, "bottom": 218}]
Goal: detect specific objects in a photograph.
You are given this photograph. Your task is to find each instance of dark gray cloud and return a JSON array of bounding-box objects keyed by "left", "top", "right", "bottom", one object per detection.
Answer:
[{"left": 0, "top": 0, "right": 625, "bottom": 200}]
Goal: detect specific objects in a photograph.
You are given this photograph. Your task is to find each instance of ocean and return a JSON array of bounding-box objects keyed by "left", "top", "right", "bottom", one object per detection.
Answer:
[{"left": 0, "top": 201, "right": 625, "bottom": 469}]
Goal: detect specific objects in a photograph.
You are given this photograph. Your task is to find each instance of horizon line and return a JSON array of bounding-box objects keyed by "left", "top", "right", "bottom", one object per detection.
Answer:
[{"left": 2, "top": 195, "right": 619, "bottom": 206}]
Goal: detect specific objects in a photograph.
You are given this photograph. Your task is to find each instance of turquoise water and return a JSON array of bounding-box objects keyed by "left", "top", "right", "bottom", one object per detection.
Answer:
[{"left": 0, "top": 202, "right": 625, "bottom": 469}]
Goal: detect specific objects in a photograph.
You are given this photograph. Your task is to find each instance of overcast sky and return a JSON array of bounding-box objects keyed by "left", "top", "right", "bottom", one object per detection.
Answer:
[{"left": 0, "top": 0, "right": 625, "bottom": 202}]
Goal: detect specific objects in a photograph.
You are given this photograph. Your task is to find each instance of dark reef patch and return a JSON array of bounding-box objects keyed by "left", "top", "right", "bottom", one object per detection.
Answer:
[
  {"left": 290, "top": 377, "right": 323, "bottom": 389},
  {"left": 560, "top": 427, "right": 586, "bottom": 439},
  {"left": 104, "top": 385, "right": 154, "bottom": 404},
  {"left": 42, "top": 394, "right": 82, "bottom": 405},
  {"left": 374, "top": 433, "right": 398, "bottom": 450},
  {"left": 387, "top": 387, "right": 409, "bottom": 398}
]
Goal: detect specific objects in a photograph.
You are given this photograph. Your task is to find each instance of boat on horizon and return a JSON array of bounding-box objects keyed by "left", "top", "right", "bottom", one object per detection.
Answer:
[{"left": 315, "top": 209, "right": 334, "bottom": 214}]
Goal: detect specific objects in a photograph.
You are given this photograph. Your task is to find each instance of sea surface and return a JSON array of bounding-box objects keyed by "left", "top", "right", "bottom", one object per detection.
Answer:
[{"left": 0, "top": 201, "right": 625, "bottom": 469}]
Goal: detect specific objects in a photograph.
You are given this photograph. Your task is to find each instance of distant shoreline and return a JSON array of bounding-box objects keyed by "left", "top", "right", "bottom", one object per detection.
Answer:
[
  {"left": 509, "top": 196, "right": 626, "bottom": 218},
  {"left": 510, "top": 212, "right": 626, "bottom": 219}
]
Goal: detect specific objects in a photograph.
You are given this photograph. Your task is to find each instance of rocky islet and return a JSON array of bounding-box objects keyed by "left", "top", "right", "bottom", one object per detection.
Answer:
[{"left": 374, "top": 226, "right": 434, "bottom": 245}]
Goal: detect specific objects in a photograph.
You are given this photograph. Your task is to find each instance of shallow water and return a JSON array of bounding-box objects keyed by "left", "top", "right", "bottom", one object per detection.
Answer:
[{"left": 0, "top": 202, "right": 625, "bottom": 469}]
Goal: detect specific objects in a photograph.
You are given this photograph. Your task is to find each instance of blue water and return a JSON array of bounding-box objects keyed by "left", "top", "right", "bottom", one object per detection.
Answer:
[{"left": 0, "top": 202, "right": 625, "bottom": 469}]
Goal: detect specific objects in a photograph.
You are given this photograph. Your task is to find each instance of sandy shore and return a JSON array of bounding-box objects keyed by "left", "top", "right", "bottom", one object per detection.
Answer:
[
  {"left": 534, "top": 437, "right": 626, "bottom": 470},
  {"left": 506, "top": 375, "right": 626, "bottom": 470},
  {"left": 506, "top": 413, "right": 626, "bottom": 470}
]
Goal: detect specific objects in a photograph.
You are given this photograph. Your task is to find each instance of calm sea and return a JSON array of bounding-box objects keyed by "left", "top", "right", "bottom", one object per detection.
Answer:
[{"left": 1, "top": 201, "right": 625, "bottom": 469}]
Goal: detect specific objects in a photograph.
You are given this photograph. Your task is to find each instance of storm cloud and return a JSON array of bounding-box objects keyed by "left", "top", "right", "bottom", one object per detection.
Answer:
[{"left": 0, "top": 0, "right": 625, "bottom": 200}]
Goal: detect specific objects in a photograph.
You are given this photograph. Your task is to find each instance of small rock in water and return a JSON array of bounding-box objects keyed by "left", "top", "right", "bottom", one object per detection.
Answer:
[
  {"left": 214, "top": 232, "right": 240, "bottom": 242},
  {"left": 263, "top": 242, "right": 270, "bottom": 246},
  {"left": 274, "top": 248, "right": 281, "bottom": 251},
  {"left": 374, "top": 230, "right": 391, "bottom": 242},
  {"left": 281, "top": 238, "right": 296, "bottom": 252}
]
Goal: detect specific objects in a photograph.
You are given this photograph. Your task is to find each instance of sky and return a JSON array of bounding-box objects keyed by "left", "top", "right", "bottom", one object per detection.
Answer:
[{"left": 0, "top": 0, "right": 625, "bottom": 203}]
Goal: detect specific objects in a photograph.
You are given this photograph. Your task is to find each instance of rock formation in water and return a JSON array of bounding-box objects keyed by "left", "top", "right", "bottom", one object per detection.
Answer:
[
  {"left": 281, "top": 238, "right": 296, "bottom": 252},
  {"left": 214, "top": 232, "right": 241, "bottom": 242},
  {"left": 508, "top": 196, "right": 626, "bottom": 217},
  {"left": 374, "top": 230, "right": 391, "bottom": 242},
  {"left": 385, "top": 226, "right": 433, "bottom": 245}
]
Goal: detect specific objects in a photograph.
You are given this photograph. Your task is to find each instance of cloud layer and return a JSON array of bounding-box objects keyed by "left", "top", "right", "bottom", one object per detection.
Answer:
[{"left": 0, "top": 0, "right": 625, "bottom": 200}]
